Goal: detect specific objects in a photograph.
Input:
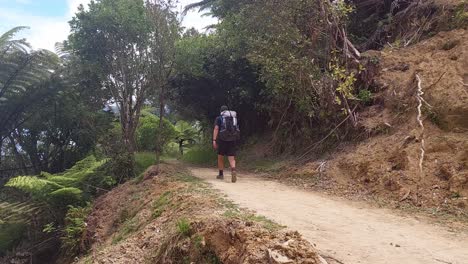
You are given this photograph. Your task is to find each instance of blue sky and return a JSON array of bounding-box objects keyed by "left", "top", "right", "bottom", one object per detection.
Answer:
[{"left": 0, "top": 0, "right": 217, "bottom": 51}]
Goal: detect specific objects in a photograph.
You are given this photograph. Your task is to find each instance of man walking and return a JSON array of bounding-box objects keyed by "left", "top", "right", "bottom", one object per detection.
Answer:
[{"left": 213, "top": 105, "right": 240, "bottom": 183}]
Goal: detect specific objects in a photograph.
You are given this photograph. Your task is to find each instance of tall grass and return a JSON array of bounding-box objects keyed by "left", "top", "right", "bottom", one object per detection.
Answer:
[
  {"left": 135, "top": 152, "right": 155, "bottom": 175},
  {"left": 181, "top": 145, "right": 217, "bottom": 166}
]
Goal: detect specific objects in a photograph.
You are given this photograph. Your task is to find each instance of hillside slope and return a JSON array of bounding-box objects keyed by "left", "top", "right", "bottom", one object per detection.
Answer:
[
  {"left": 286, "top": 28, "right": 467, "bottom": 216},
  {"left": 74, "top": 165, "right": 323, "bottom": 264}
]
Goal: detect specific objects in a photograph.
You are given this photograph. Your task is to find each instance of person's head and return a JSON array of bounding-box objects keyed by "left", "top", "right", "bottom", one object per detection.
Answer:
[{"left": 220, "top": 105, "right": 228, "bottom": 112}]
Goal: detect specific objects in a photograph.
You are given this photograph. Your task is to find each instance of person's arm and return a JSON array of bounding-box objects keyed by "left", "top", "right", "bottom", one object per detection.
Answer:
[{"left": 213, "top": 125, "right": 219, "bottom": 149}]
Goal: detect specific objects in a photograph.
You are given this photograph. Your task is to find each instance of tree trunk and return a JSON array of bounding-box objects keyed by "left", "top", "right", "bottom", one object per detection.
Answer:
[
  {"left": 179, "top": 140, "right": 184, "bottom": 156},
  {"left": 155, "top": 85, "right": 165, "bottom": 174},
  {"left": 8, "top": 135, "right": 28, "bottom": 175}
]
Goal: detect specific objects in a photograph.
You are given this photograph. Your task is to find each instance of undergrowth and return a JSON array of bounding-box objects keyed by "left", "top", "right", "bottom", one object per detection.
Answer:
[
  {"left": 62, "top": 205, "right": 92, "bottom": 256},
  {"left": 182, "top": 145, "right": 217, "bottom": 165},
  {"left": 176, "top": 218, "right": 191, "bottom": 237},
  {"left": 135, "top": 152, "right": 156, "bottom": 176},
  {"left": 152, "top": 191, "right": 173, "bottom": 218},
  {"left": 112, "top": 217, "right": 140, "bottom": 245}
]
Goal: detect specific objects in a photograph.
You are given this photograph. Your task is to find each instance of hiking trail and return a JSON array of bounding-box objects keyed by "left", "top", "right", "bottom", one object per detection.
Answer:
[{"left": 190, "top": 167, "right": 468, "bottom": 264}]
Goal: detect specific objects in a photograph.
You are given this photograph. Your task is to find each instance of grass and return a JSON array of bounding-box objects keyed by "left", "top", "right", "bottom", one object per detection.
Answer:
[
  {"left": 222, "top": 209, "right": 284, "bottom": 231},
  {"left": 152, "top": 191, "right": 173, "bottom": 218},
  {"left": 176, "top": 218, "right": 191, "bottom": 236},
  {"left": 181, "top": 145, "right": 217, "bottom": 165},
  {"left": 112, "top": 217, "right": 140, "bottom": 244},
  {"left": 135, "top": 152, "right": 155, "bottom": 176},
  {"left": 112, "top": 206, "right": 141, "bottom": 244}
]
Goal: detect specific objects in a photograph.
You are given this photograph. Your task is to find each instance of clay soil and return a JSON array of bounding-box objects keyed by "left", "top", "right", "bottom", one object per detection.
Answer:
[{"left": 273, "top": 29, "right": 468, "bottom": 220}]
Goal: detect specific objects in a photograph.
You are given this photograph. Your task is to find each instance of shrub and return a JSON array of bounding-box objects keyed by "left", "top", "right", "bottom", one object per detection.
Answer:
[
  {"left": 136, "top": 109, "right": 176, "bottom": 152},
  {"left": 6, "top": 156, "right": 109, "bottom": 210},
  {"left": 61, "top": 205, "right": 92, "bottom": 256}
]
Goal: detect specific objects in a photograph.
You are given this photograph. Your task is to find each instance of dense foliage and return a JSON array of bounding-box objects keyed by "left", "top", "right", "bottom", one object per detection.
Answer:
[
  {"left": 172, "top": 0, "right": 367, "bottom": 151},
  {"left": 0, "top": 27, "right": 112, "bottom": 181}
]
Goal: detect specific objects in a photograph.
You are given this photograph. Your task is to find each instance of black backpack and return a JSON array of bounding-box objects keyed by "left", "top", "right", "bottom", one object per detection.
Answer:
[{"left": 219, "top": 111, "right": 240, "bottom": 142}]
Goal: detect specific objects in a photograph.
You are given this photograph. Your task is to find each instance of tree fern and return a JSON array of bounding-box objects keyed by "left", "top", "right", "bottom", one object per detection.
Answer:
[
  {"left": 0, "top": 27, "right": 60, "bottom": 141},
  {"left": 5, "top": 176, "right": 63, "bottom": 199},
  {"left": 6, "top": 155, "right": 109, "bottom": 207},
  {"left": 0, "top": 201, "right": 43, "bottom": 224},
  {"left": 0, "top": 26, "right": 30, "bottom": 53}
]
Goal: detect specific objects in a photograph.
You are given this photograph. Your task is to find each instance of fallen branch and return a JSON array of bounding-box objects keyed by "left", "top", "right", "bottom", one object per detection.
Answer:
[
  {"left": 297, "top": 106, "right": 357, "bottom": 162},
  {"left": 426, "top": 71, "right": 447, "bottom": 91}
]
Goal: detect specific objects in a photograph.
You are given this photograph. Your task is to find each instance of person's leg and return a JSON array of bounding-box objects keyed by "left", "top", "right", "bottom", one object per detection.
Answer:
[
  {"left": 228, "top": 156, "right": 237, "bottom": 183},
  {"left": 218, "top": 154, "right": 225, "bottom": 178},
  {"left": 227, "top": 156, "right": 236, "bottom": 169},
  {"left": 217, "top": 141, "right": 225, "bottom": 179},
  {"left": 226, "top": 141, "right": 238, "bottom": 183}
]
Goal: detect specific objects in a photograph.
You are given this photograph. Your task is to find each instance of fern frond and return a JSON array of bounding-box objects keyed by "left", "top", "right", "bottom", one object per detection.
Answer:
[
  {"left": 49, "top": 188, "right": 83, "bottom": 207},
  {"left": 5, "top": 176, "right": 63, "bottom": 198},
  {"left": 182, "top": 0, "right": 216, "bottom": 15},
  {"left": 0, "top": 26, "right": 30, "bottom": 50},
  {"left": 0, "top": 201, "right": 44, "bottom": 223}
]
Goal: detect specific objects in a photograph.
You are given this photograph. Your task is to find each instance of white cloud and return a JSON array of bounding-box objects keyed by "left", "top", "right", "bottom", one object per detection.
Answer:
[
  {"left": 67, "top": 0, "right": 91, "bottom": 17},
  {"left": 178, "top": 0, "right": 218, "bottom": 32},
  {"left": 0, "top": 0, "right": 91, "bottom": 51},
  {"left": 0, "top": 0, "right": 216, "bottom": 51}
]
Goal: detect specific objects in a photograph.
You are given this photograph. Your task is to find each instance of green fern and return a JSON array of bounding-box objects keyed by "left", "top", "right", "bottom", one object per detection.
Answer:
[
  {"left": 0, "top": 27, "right": 60, "bottom": 139},
  {"left": 6, "top": 155, "right": 108, "bottom": 208},
  {"left": 0, "top": 201, "right": 43, "bottom": 224},
  {"left": 5, "top": 176, "right": 63, "bottom": 198}
]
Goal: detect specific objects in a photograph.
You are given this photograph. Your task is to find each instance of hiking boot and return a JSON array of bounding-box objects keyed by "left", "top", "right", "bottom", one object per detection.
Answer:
[
  {"left": 231, "top": 169, "right": 237, "bottom": 183},
  {"left": 216, "top": 174, "right": 224, "bottom": 180}
]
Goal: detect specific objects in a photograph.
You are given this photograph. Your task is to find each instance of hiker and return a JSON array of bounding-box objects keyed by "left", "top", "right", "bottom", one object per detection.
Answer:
[{"left": 213, "top": 105, "right": 240, "bottom": 182}]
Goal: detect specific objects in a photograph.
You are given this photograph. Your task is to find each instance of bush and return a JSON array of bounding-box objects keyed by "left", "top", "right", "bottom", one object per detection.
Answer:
[
  {"left": 136, "top": 109, "right": 176, "bottom": 152},
  {"left": 107, "top": 151, "right": 136, "bottom": 181}
]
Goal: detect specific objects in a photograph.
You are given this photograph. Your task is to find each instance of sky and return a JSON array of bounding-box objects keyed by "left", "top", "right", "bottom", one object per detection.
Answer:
[{"left": 0, "top": 0, "right": 218, "bottom": 51}]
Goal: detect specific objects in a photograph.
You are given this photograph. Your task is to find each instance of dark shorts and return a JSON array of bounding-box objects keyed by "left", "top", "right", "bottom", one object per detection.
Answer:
[{"left": 217, "top": 140, "right": 237, "bottom": 156}]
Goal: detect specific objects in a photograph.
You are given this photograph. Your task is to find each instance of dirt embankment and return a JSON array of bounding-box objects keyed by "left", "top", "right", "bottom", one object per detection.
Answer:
[
  {"left": 276, "top": 28, "right": 468, "bottom": 217},
  {"left": 74, "top": 164, "right": 322, "bottom": 264}
]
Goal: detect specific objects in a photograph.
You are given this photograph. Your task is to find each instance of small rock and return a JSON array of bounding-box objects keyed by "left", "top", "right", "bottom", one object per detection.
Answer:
[
  {"left": 282, "top": 239, "right": 294, "bottom": 247},
  {"left": 267, "top": 249, "right": 293, "bottom": 264}
]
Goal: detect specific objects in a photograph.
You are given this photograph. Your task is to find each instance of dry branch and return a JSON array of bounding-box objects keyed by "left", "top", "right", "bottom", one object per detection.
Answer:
[{"left": 297, "top": 105, "right": 358, "bottom": 162}]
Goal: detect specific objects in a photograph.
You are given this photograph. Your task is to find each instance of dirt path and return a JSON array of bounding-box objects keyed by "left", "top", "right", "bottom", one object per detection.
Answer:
[{"left": 190, "top": 167, "right": 468, "bottom": 264}]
